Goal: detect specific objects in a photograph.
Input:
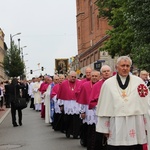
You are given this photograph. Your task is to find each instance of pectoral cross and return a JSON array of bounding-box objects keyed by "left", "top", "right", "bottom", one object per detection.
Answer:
[
  {"left": 122, "top": 90, "right": 127, "bottom": 98},
  {"left": 122, "top": 90, "right": 128, "bottom": 101}
]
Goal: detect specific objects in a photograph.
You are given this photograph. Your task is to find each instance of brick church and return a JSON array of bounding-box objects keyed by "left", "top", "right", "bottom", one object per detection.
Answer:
[{"left": 75, "top": 0, "right": 117, "bottom": 73}]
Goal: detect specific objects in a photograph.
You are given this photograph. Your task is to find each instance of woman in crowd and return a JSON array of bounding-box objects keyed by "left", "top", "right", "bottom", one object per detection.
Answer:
[
  {"left": 9, "top": 78, "right": 25, "bottom": 127},
  {"left": 0, "top": 82, "right": 5, "bottom": 111}
]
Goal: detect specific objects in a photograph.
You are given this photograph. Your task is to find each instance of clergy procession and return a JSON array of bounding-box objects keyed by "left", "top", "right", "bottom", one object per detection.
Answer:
[{"left": 6, "top": 56, "right": 149, "bottom": 150}]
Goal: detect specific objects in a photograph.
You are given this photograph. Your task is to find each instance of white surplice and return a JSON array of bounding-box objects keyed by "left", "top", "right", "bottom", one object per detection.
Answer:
[
  {"left": 33, "top": 81, "right": 42, "bottom": 104},
  {"left": 96, "top": 75, "right": 150, "bottom": 146},
  {"left": 146, "top": 96, "right": 150, "bottom": 150},
  {"left": 44, "top": 84, "right": 51, "bottom": 124},
  {"left": 79, "top": 104, "right": 97, "bottom": 125}
]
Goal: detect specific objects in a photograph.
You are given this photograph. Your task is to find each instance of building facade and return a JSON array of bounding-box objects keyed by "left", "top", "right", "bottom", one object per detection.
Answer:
[
  {"left": 76, "top": 0, "right": 117, "bottom": 74},
  {"left": 0, "top": 28, "right": 7, "bottom": 81}
]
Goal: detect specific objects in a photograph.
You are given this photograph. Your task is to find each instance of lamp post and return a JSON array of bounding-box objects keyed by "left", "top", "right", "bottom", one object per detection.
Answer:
[
  {"left": 10, "top": 32, "right": 21, "bottom": 50},
  {"left": 17, "top": 38, "right": 27, "bottom": 61},
  {"left": 21, "top": 46, "right": 27, "bottom": 61},
  {"left": 18, "top": 38, "right": 21, "bottom": 52}
]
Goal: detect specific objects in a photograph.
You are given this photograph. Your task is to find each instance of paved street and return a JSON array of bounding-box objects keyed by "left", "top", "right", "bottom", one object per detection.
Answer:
[{"left": 0, "top": 106, "right": 85, "bottom": 150}]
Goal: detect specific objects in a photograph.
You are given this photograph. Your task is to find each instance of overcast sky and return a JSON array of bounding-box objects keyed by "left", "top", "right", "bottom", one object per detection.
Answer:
[{"left": 1, "top": 0, "right": 77, "bottom": 79}]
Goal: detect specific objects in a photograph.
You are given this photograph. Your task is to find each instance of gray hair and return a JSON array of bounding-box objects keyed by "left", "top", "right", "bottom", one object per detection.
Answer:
[
  {"left": 100, "top": 65, "right": 112, "bottom": 73},
  {"left": 59, "top": 74, "right": 65, "bottom": 78},
  {"left": 116, "top": 56, "right": 132, "bottom": 66},
  {"left": 69, "top": 71, "right": 77, "bottom": 76},
  {"left": 53, "top": 75, "right": 59, "bottom": 80},
  {"left": 91, "top": 70, "right": 100, "bottom": 76}
]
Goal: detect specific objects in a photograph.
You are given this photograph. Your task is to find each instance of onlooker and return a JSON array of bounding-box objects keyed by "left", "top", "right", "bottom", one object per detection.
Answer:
[
  {"left": 0, "top": 82, "right": 5, "bottom": 111},
  {"left": 21, "top": 79, "right": 30, "bottom": 103},
  {"left": 4, "top": 80, "right": 11, "bottom": 108},
  {"left": 9, "top": 78, "right": 25, "bottom": 127},
  {"left": 140, "top": 70, "right": 150, "bottom": 88}
]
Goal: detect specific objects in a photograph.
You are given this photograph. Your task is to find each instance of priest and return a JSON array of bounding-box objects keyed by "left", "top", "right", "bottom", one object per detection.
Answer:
[
  {"left": 39, "top": 75, "right": 52, "bottom": 118},
  {"left": 33, "top": 77, "right": 42, "bottom": 111},
  {"left": 89, "top": 65, "right": 112, "bottom": 150},
  {"left": 89, "top": 65, "right": 112, "bottom": 109},
  {"left": 44, "top": 75, "right": 59, "bottom": 124},
  {"left": 57, "top": 71, "right": 81, "bottom": 139},
  {"left": 96, "top": 56, "right": 150, "bottom": 150},
  {"left": 77, "top": 70, "right": 100, "bottom": 150},
  {"left": 50, "top": 74, "right": 65, "bottom": 131}
]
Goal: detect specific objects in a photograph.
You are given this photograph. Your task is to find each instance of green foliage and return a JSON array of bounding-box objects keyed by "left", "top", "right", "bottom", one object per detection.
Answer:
[
  {"left": 96, "top": 0, "right": 150, "bottom": 71},
  {"left": 3, "top": 41, "right": 25, "bottom": 77},
  {"left": 126, "top": 0, "right": 150, "bottom": 71},
  {"left": 132, "top": 44, "right": 150, "bottom": 71},
  {"left": 96, "top": 0, "right": 134, "bottom": 58}
]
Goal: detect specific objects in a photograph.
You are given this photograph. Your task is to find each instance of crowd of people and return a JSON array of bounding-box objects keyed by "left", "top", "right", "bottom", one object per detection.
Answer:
[{"left": 0, "top": 56, "right": 150, "bottom": 150}]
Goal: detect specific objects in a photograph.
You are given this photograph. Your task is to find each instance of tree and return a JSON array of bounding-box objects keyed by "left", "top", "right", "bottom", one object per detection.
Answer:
[
  {"left": 126, "top": 0, "right": 150, "bottom": 71},
  {"left": 96, "top": 0, "right": 134, "bottom": 58},
  {"left": 3, "top": 41, "right": 25, "bottom": 77},
  {"left": 96, "top": 0, "right": 150, "bottom": 71}
]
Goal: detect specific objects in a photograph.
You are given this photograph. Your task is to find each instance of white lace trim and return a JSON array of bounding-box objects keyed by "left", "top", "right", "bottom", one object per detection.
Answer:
[
  {"left": 79, "top": 104, "right": 97, "bottom": 125},
  {"left": 58, "top": 99, "right": 80, "bottom": 115}
]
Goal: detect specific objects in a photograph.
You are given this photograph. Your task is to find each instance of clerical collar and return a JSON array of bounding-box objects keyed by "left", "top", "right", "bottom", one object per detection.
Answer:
[{"left": 116, "top": 73, "right": 130, "bottom": 90}]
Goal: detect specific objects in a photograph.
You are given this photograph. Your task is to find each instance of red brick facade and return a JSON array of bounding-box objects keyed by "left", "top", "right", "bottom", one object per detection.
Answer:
[{"left": 76, "top": 0, "right": 113, "bottom": 71}]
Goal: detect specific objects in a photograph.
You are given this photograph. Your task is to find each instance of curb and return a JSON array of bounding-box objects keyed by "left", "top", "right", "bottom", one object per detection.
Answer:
[{"left": 0, "top": 109, "right": 11, "bottom": 124}]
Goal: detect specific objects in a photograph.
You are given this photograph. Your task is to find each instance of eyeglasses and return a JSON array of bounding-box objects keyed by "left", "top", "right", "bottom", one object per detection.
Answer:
[
  {"left": 71, "top": 76, "right": 76, "bottom": 78},
  {"left": 92, "top": 75, "right": 98, "bottom": 77},
  {"left": 120, "top": 64, "right": 130, "bottom": 68}
]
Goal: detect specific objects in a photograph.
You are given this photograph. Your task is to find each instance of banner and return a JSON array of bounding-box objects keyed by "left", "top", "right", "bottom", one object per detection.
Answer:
[{"left": 55, "top": 58, "right": 68, "bottom": 74}]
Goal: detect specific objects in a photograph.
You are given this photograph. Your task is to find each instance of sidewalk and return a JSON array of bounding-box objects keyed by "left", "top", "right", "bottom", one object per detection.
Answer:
[{"left": 0, "top": 106, "right": 11, "bottom": 124}]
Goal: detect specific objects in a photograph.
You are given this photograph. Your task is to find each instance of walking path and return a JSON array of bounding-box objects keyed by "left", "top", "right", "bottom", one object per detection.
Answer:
[
  {"left": 0, "top": 106, "right": 85, "bottom": 150},
  {"left": 0, "top": 106, "right": 11, "bottom": 124}
]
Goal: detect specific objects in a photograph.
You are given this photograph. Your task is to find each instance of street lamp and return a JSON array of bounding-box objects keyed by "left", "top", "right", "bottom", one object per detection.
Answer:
[
  {"left": 21, "top": 46, "right": 27, "bottom": 61},
  {"left": 18, "top": 38, "right": 20, "bottom": 52},
  {"left": 10, "top": 32, "right": 21, "bottom": 50}
]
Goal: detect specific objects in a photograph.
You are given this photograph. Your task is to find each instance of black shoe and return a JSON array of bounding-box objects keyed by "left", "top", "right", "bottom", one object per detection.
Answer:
[
  {"left": 13, "top": 124, "right": 18, "bottom": 127},
  {"left": 65, "top": 132, "right": 70, "bottom": 138},
  {"left": 80, "top": 139, "right": 87, "bottom": 147},
  {"left": 19, "top": 122, "right": 22, "bottom": 126},
  {"left": 73, "top": 135, "right": 80, "bottom": 139}
]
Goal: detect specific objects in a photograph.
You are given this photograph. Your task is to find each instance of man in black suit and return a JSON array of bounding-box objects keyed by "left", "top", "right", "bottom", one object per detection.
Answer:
[
  {"left": 21, "top": 80, "right": 29, "bottom": 103},
  {"left": 4, "top": 80, "right": 11, "bottom": 108}
]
